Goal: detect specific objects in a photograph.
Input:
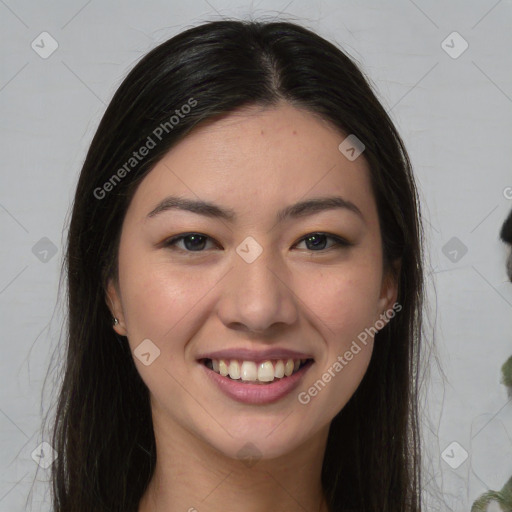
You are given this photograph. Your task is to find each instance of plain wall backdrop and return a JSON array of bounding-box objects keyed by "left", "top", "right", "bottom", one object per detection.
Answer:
[{"left": 1, "top": 1, "right": 511, "bottom": 511}]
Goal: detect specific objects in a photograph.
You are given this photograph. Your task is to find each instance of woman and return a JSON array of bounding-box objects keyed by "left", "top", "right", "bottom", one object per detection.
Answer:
[{"left": 47, "top": 19, "right": 425, "bottom": 511}]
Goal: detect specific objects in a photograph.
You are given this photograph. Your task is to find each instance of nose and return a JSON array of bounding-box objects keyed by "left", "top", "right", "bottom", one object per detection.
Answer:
[{"left": 216, "top": 244, "right": 298, "bottom": 334}]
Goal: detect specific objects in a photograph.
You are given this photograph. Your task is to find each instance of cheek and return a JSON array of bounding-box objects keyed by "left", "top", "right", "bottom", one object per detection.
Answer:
[
  {"left": 121, "top": 262, "right": 214, "bottom": 342},
  {"left": 297, "top": 267, "right": 379, "bottom": 417},
  {"left": 295, "top": 263, "right": 382, "bottom": 335},
  {"left": 298, "top": 263, "right": 381, "bottom": 413},
  {"left": 118, "top": 263, "right": 216, "bottom": 391}
]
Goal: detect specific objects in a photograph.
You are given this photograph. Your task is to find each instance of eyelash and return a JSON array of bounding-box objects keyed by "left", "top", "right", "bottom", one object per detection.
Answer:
[{"left": 162, "top": 232, "right": 352, "bottom": 254}]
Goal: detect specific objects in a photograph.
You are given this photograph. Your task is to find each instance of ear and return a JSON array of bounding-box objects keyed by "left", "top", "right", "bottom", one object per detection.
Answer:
[
  {"left": 105, "top": 277, "right": 127, "bottom": 336},
  {"left": 376, "top": 258, "right": 401, "bottom": 327}
]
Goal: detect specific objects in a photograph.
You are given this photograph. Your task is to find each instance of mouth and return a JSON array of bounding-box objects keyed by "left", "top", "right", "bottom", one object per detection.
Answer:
[
  {"left": 199, "top": 357, "right": 314, "bottom": 385},
  {"left": 199, "top": 356, "right": 315, "bottom": 405}
]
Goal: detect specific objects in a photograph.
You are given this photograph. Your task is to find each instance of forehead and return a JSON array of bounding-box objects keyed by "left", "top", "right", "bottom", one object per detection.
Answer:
[{"left": 125, "top": 103, "right": 379, "bottom": 229}]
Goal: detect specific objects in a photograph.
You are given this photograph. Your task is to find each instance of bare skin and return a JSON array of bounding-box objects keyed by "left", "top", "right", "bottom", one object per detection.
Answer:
[{"left": 106, "top": 102, "right": 398, "bottom": 512}]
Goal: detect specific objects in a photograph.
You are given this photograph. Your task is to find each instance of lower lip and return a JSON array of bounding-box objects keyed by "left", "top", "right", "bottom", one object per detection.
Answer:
[{"left": 200, "top": 360, "right": 314, "bottom": 405}]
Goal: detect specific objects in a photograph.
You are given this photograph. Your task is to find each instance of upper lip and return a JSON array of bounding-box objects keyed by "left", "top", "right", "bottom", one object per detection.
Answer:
[{"left": 196, "top": 347, "right": 315, "bottom": 362}]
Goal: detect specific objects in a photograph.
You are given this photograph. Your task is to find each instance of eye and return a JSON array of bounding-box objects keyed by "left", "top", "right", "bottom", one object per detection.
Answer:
[
  {"left": 294, "top": 232, "right": 351, "bottom": 252},
  {"left": 163, "top": 233, "right": 219, "bottom": 252}
]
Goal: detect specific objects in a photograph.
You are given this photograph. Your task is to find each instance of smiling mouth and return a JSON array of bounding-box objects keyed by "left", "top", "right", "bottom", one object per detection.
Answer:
[{"left": 200, "top": 358, "right": 314, "bottom": 384}]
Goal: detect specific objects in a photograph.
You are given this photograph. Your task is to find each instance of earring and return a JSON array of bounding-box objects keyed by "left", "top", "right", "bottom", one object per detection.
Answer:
[{"left": 113, "top": 317, "right": 119, "bottom": 326}]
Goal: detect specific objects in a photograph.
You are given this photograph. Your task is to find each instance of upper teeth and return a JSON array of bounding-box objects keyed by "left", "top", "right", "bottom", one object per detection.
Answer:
[{"left": 209, "top": 358, "right": 307, "bottom": 383}]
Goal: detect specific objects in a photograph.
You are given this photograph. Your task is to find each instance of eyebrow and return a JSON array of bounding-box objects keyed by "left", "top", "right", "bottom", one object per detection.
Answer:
[{"left": 146, "top": 194, "right": 365, "bottom": 224}]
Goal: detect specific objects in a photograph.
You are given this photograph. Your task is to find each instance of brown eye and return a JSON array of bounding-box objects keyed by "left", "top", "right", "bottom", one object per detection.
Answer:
[
  {"left": 163, "top": 233, "right": 219, "bottom": 252},
  {"left": 295, "top": 232, "right": 351, "bottom": 251}
]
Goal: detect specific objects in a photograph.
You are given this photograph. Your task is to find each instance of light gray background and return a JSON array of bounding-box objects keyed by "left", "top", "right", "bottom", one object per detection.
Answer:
[{"left": 1, "top": 1, "right": 511, "bottom": 511}]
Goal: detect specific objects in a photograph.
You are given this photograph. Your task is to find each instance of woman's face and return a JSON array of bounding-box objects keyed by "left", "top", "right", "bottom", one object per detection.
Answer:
[{"left": 107, "top": 102, "right": 398, "bottom": 461}]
